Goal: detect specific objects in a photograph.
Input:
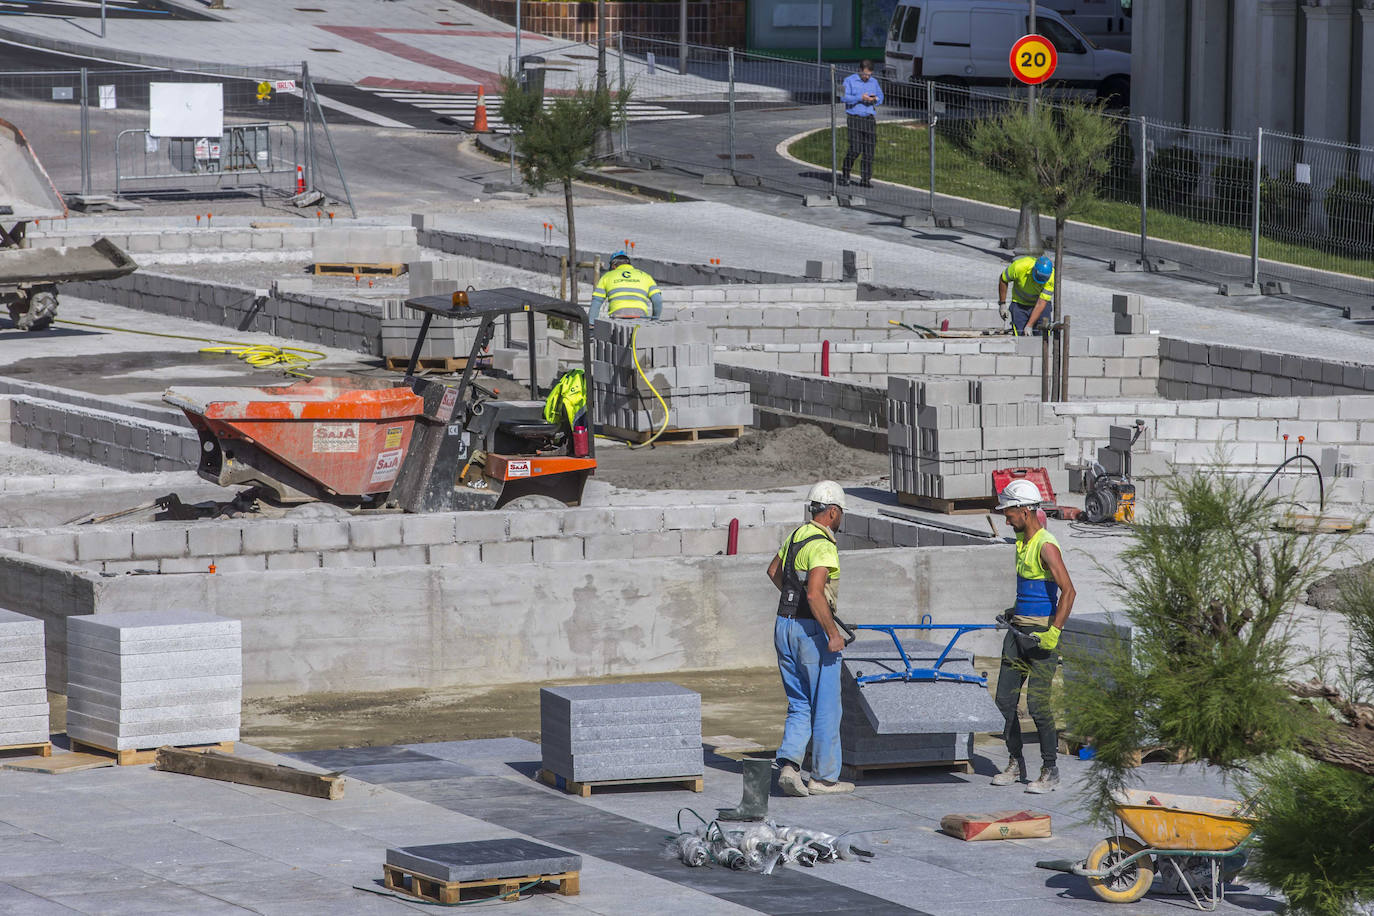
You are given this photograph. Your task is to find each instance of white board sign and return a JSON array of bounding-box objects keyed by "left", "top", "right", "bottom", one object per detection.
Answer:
[
  {"left": 149, "top": 82, "right": 224, "bottom": 138},
  {"left": 98, "top": 85, "right": 116, "bottom": 109}
]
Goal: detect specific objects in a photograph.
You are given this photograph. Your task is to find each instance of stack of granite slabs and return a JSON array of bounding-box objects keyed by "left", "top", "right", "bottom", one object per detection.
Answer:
[
  {"left": 0, "top": 609, "right": 49, "bottom": 748},
  {"left": 540, "top": 682, "right": 703, "bottom": 783},
  {"left": 66, "top": 611, "right": 241, "bottom": 752},
  {"left": 386, "top": 839, "right": 581, "bottom": 884},
  {"left": 840, "top": 636, "right": 1003, "bottom": 769}
]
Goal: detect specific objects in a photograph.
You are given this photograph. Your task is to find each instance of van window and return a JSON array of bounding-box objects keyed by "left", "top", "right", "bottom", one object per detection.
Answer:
[
  {"left": 929, "top": 11, "right": 970, "bottom": 47},
  {"left": 1036, "top": 18, "right": 1086, "bottom": 54},
  {"left": 900, "top": 7, "right": 921, "bottom": 43},
  {"left": 889, "top": 7, "right": 908, "bottom": 42}
]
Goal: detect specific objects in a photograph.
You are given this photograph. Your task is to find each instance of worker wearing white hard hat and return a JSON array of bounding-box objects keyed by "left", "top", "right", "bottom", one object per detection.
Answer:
[
  {"left": 992, "top": 478, "right": 1077, "bottom": 795},
  {"left": 765, "top": 480, "right": 854, "bottom": 797}
]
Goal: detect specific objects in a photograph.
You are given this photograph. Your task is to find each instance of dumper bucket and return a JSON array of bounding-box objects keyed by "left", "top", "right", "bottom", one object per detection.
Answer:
[
  {"left": 0, "top": 117, "right": 66, "bottom": 222},
  {"left": 165, "top": 378, "right": 426, "bottom": 503}
]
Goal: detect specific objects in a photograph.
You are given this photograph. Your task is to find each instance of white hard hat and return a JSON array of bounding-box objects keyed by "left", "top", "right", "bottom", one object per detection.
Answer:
[
  {"left": 807, "top": 480, "right": 847, "bottom": 511},
  {"left": 997, "top": 478, "right": 1044, "bottom": 509}
]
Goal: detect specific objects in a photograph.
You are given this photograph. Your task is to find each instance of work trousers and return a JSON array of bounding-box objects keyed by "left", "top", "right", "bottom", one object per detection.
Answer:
[
  {"left": 1009, "top": 301, "right": 1046, "bottom": 335},
  {"left": 774, "top": 616, "right": 842, "bottom": 782},
  {"left": 842, "top": 114, "right": 877, "bottom": 182},
  {"left": 994, "top": 626, "right": 1059, "bottom": 770}
]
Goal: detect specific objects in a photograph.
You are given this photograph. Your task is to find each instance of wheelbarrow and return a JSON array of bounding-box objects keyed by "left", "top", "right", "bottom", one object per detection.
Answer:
[{"left": 1039, "top": 789, "right": 1255, "bottom": 911}]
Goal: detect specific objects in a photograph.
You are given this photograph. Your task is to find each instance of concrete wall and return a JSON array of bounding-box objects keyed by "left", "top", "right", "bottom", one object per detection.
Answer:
[
  {"left": 720, "top": 335, "right": 1162, "bottom": 400},
  {"left": 1159, "top": 337, "right": 1374, "bottom": 399},
  {"left": 0, "top": 539, "right": 1011, "bottom": 695},
  {"left": 5, "top": 396, "right": 197, "bottom": 474},
  {"left": 62, "top": 271, "right": 382, "bottom": 355},
  {"left": 662, "top": 295, "right": 1004, "bottom": 345},
  {"left": 28, "top": 219, "right": 414, "bottom": 259},
  {"left": 716, "top": 362, "right": 887, "bottom": 453}
]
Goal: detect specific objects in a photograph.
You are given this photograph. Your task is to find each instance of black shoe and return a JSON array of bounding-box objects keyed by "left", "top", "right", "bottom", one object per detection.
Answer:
[
  {"left": 858, "top": 179, "right": 873, "bottom": 188},
  {"left": 838, "top": 175, "right": 850, "bottom": 186}
]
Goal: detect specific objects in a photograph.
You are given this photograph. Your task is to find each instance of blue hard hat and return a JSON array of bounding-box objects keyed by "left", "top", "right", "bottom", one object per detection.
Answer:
[
  {"left": 1032, "top": 256, "right": 1053, "bottom": 283},
  {"left": 610, "top": 250, "right": 630, "bottom": 263}
]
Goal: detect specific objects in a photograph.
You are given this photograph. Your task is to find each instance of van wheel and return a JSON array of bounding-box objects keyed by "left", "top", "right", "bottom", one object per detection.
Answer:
[{"left": 1097, "top": 76, "right": 1130, "bottom": 109}]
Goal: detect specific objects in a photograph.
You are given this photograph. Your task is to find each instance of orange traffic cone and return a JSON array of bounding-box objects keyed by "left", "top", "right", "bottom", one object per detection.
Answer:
[
  {"left": 473, "top": 85, "right": 490, "bottom": 133},
  {"left": 295, "top": 165, "right": 306, "bottom": 194}
]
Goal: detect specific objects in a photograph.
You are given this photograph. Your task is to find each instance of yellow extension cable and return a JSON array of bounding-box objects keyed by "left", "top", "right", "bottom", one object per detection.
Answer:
[
  {"left": 55, "top": 319, "right": 328, "bottom": 377},
  {"left": 626, "top": 323, "right": 669, "bottom": 449}
]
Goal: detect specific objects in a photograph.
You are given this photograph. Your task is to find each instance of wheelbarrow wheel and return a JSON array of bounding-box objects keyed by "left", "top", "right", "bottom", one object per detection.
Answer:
[{"left": 1085, "top": 836, "right": 1154, "bottom": 904}]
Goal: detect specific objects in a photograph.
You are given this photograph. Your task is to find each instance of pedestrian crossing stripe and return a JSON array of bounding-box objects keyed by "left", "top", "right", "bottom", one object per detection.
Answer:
[{"left": 360, "top": 88, "right": 700, "bottom": 133}]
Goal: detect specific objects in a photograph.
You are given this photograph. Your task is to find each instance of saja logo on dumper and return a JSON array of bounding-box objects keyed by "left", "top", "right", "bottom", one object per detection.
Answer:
[{"left": 312, "top": 422, "right": 360, "bottom": 453}]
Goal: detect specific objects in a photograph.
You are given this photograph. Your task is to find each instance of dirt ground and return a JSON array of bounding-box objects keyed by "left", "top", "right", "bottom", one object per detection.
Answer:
[{"left": 593, "top": 425, "right": 891, "bottom": 492}]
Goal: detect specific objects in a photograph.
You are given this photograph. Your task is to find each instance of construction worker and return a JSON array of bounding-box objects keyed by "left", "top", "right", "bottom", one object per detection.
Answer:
[
  {"left": 588, "top": 251, "right": 661, "bottom": 326},
  {"left": 767, "top": 480, "right": 854, "bottom": 797},
  {"left": 992, "top": 479, "right": 1076, "bottom": 793},
  {"left": 840, "top": 60, "right": 883, "bottom": 188},
  {"left": 998, "top": 255, "right": 1055, "bottom": 335}
]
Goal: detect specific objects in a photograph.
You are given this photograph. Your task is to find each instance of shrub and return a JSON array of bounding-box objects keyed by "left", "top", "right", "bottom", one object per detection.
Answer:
[
  {"left": 1260, "top": 168, "right": 1314, "bottom": 244},
  {"left": 1322, "top": 174, "right": 1374, "bottom": 259},
  {"left": 1146, "top": 146, "right": 1200, "bottom": 216},
  {"left": 1209, "top": 155, "right": 1257, "bottom": 227}
]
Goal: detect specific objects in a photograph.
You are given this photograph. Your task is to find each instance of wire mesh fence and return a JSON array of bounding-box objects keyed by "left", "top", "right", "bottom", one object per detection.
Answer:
[
  {"left": 611, "top": 34, "right": 1374, "bottom": 298},
  {"left": 0, "top": 61, "right": 352, "bottom": 213}
]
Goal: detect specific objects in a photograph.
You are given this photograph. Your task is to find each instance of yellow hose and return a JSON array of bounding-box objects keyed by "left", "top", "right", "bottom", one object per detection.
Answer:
[
  {"left": 626, "top": 323, "right": 670, "bottom": 450},
  {"left": 55, "top": 319, "right": 327, "bottom": 377}
]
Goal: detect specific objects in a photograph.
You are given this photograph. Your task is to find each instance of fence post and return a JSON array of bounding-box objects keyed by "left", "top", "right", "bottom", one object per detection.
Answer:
[
  {"left": 618, "top": 32, "right": 628, "bottom": 156},
  {"left": 301, "top": 61, "right": 312, "bottom": 192},
  {"left": 727, "top": 47, "right": 737, "bottom": 175},
  {"left": 1138, "top": 115, "right": 1147, "bottom": 268},
  {"left": 927, "top": 81, "right": 936, "bottom": 218},
  {"left": 509, "top": 55, "right": 518, "bottom": 184},
  {"left": 79, "top": 68, "right": 91, "bottom": 196},
  {"left": 829, "top": 64, "right": 838, "bottom": 197},
  {"left": 679, "top": 0, "right": 688, "bottom": 75},
  {"left": 1251, "top": 127, "right": 1263, "bottom": 286}
]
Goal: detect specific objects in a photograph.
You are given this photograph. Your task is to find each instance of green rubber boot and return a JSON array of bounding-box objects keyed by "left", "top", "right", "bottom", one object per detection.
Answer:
[{"left": 717, "top": 757, "right": 773, "bottom": 822}]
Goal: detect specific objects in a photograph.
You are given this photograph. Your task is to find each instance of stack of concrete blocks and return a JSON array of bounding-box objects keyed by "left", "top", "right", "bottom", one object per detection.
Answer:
[
  {"left": 837, "top": 637, "right": 1003, "bottom": 775},
  {"left": 312, "top": 227, "right": 419, "bottom": 269},
  {"left": 1113, "top": 293, "right": 1147, "bottom": 335},
  {"left": 65, "top": 611, "right": 241, "bottom": 752},
  {"left": 378, "top": 260, "right": 488, "bottom": 363},
  {"left": 842, "top": 250, "right": 874, "bottom": 283},
  {"left": 888, "top": 376, "right": 1067, "bottom": 501},
  {"left": 540, "top": 682, "right": 703, "bottom": 783},
  {"left": 592, "top": 320, "right": 751, "bottom": 432},
  {"left": 804, "top": 259, "right": 842, "bottom": 281},
  {"left": 0, "top": 609, "right": 48, "bottom": 749},
  {"left": 1059, "top": 614, "right": 1135, "bottom": 697}
]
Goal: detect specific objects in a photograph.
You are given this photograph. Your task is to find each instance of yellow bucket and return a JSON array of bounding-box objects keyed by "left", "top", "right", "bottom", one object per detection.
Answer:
[{"left": 1115, "top": 790, "right": 1254, "bottom": 852}]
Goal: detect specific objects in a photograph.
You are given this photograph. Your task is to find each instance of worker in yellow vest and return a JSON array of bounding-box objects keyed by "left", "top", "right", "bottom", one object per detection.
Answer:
[
  {"left": 991, "top": 478, "right": 1076, "bottom": 794},
  {"left": 589, "top": 251, "right": 661, "bottom": 325},
  {"left": 998, "top": 255, "right": 1055, "bottom": 334}
]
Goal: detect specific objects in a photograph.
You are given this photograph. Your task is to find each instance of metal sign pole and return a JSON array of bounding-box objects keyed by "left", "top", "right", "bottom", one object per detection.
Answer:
[
  {"left": 1251, "top": 127, "right": 1263, "bottom": 286},
  {"left": 679, "top": 0, "right": 688, "bottom": 75},
  {"left": 830, "top": 65, "right": 838, "bottom": 197},
  {"left": 1028, "top": 0, "right": 1036, "bottom": 111},
  {"left": 101, "top": 0, "right": 107, "bottom": 38}
]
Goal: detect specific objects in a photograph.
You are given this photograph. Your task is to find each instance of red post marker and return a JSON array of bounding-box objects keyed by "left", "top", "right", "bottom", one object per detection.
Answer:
[
  {"left": 726, "top": 518, "right": 740, "bottom": 556},
  {"left": 940, "top": 319, "right": 950, "bottom": 332},
  {"left": 629, "top": 241, "right": 635, "bottom": 251},
  {"left": 821, "top": 340, "right": 831, "bottom": 377},
  {"left": 208, "top": 562, "right": 217, "bottom": 574},
  {"left": 195, "top": 215, "right": 201, "bottom": 226}
]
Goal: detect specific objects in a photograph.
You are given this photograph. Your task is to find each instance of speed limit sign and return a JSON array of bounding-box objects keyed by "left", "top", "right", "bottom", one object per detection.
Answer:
[{"left": 1010, "top": 34, "right": 1057, "bottom": 85}]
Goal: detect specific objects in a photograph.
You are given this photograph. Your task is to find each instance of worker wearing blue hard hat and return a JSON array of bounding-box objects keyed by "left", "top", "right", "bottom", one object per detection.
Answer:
[
  {"left": 589, "top": 250, "right": 662, "bottom": 326},
  {"left": 998, "top": 255, "right": 1056, "bottom": 335}
]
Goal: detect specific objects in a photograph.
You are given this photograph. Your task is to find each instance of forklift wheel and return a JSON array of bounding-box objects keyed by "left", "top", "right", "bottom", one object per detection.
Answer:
[{"left": 1083, "top": 489, "right": 1117, "bottom": 525}]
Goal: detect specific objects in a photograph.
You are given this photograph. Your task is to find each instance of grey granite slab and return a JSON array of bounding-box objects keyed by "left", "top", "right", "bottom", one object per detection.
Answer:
[
  {"left": 63, "top": 674, "right": 242, "bottom": 701},
  {"left": 841, "top": 739, "right": 974, "bottom": 767},
  {"left": 65, "top": 683, "right": 241, "bottom": 711},
  {"left": 65, "top": 647, "right": 241, "bottom": 683},
  {"left": 65, "top": 699, "right": 240, "bottom": 725},
  {"left": 0, "top": 609, "right": 43, "bottom": 632},
  {"left": 0, "top": 674, "right": 47, "bottom": 692},
  {"left": 542, "top": 748, "right": 704, "bottom": 782},
  {"left": 0, "top": 632, "right": 44, "bottom": 649},
  {"left": 540, "top": 683, "right": 700, "bottom": 714},
  {"left": 540, "top": 721, "right": 702, "bottom": 742},
  {"left": 0, "top": 646, "right": 44, "bottom": 665},
  {"left": 68, "top": 612, "right": 239, "bottom": 642},
  {"left": 65, "top": 721, "right": 238, "bottom": 751},
  {"left": 0, "top": 703, "right": 51, "bottom": 721},
  {"left": 385, "top": 839, "right": 580, "bottom": 883},
  {"left": 0, "top": 688, "right": 49, "bottom": 707},
  {"left": 842, "top": 639, "right": 1002, "bottom": 735},
  {"left": 0, "top": 661, "right": 45, "bottom": 680},
  {"left": 540, "top": 734, "right": 701, "bottom": 757},
  {"left": 0, "top": 728, "right": 51, "bottom": 746},
  {"left": 400, "top": 738, "right": 540, "bottom": 761},
  {"left": 539, "top": 705, "right": 702, "bottom": 728},
  {"left": 66, "top": 710, "right": 239, "bottom": 740},
  {"left": 66, "top": 631, "right": 241, "bottom": 657}
]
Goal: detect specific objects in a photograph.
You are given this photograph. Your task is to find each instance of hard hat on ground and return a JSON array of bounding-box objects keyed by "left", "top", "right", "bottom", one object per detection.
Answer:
[
  {"left": 610, "top": 250, "right": 631, "bottom": 266},
  {"left": 807, "top": 480, "right": 847, "bottom": 512},
  {"left": 1032, "top": 256, "right": 1053, "bottom": 283},
  {"left": 997, "top": 478, "right": 1044, "bottom": 509}
]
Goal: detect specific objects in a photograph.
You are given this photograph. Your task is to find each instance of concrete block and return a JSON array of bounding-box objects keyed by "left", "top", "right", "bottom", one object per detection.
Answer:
[
  {"left": 187, "top": 523, "right": 244, "bottom": 559},
  {"left": 241, "top": 521, "right": 296, "bottom": 554},
  {"left": 507, "top": 511, "right": 563, "bottom": 540},
  {"left": 400, "top": 515, "right": 458, "bottom": 546},
  {"left": 76, "top": 529, "right": 134, "bottom": 562},
  {"left": 479, "top": 540, "right": 533, "bottom": 565},
  {"left": 350, "top": 516, "right": 404, "bottom": 550},
  {"left": 295, "top": 521, "right": 350, "bottom": 551},
  {"left": 532, "top": 538, "right": 584, "bottom": 564}
]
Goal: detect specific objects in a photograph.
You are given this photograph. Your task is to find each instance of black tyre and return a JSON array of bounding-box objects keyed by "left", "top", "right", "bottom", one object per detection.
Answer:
[
  {"left": 1084, "top": 489, "right": 1117, "bottom": 524},
  {"left": 1098, "top": 76, "right": 1130, "bottom": 109}
]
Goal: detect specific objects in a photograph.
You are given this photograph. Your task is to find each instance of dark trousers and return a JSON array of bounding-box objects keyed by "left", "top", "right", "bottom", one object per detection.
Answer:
[
  {"left": 1010, "top": 302, "right": 1047, "bottom": 334},
  {"left": 842, "top": 114, "right": 876, "bottom": 181},
  {"left": 994, "top": 626, "right": 1059, "bottom": 770}
]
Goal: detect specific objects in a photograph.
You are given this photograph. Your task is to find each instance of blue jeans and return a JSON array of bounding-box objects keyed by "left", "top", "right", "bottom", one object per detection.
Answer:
[{"left": 774, "top": 616, "right": 843, "bottom": 782}]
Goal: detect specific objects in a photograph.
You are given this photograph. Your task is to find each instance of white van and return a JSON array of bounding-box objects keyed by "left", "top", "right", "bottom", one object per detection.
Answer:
[
  {"left": 882, "top": 0, "right": 1131, "bottom": 104},
  {"left": 1037, "top": 0, "right": 1131, "bottom": 53}
]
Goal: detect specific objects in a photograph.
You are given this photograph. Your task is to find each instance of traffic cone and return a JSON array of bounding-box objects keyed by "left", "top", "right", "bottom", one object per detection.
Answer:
[
  {"left": 295, "top": 165, "right": 306, "bottom": 194},
  {"left": 473, "top": 85, "right": 489, "bottom": 133}
]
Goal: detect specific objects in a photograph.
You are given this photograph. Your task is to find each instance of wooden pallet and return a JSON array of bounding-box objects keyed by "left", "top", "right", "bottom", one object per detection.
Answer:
[
  {"left": 536, "top": 768, "right": 703, "bottom": 798},
  {"left": 602, "top": 424, "right": 743, "bottom": 445},
  {"left": 312, "top": 262, "right": 406, "bottom": 277},
  {"left": 381, "top": 355, "right": 483, "bottom": 372},
  {"left": 0, "top": 740, "right": 51, "bottom": 758},
  {"left": 841, "top": 759, "right": 974, "bottom": 781},
  {"left": 1057, "top": 735, "right": 1190, "bottom": 767},
  {"left": 69, "top": 738, "right": 234, "bottom": 767},
  {"left": 1276, "top": 513, "right": 1364, "bottom": 534},
  {"left": 383, "top": 863, "right": 579, "bottom": 904},
  {"left": 896, "top": 491, "right": 997, "bottom": 515}
]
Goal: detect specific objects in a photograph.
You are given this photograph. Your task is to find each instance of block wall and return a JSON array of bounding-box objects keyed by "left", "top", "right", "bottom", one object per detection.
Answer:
[
  {"left": 716, "top": 363, "right": 888, "bottom": 453},
  {"left": 1158, "top": 338, "right": 1374, "bottom": 399}
]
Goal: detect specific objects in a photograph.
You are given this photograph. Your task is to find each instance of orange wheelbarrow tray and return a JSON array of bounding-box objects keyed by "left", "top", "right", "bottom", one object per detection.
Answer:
[{"left": 1039, "top": 790, "right": 1256, "bottom": 911}]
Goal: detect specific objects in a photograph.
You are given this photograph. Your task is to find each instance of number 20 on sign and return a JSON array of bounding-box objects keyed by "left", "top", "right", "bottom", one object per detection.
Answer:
[{"left": 1010, "top": 34, "right": 1057, "bottom": 85}]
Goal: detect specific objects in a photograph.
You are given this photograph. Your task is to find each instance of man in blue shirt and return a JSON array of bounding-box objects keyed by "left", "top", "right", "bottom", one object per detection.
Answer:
[{"left": 841, "top": 60, "right": 883, "bottom": 188}]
